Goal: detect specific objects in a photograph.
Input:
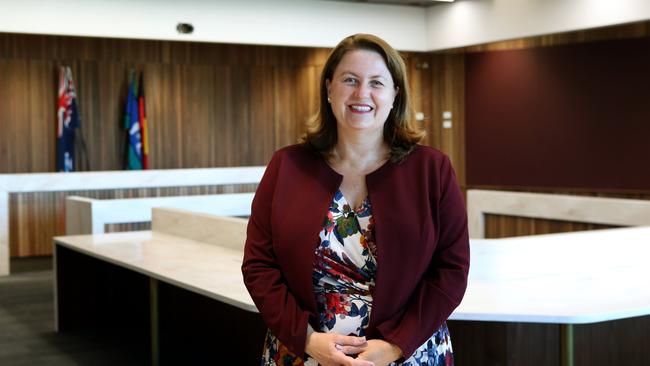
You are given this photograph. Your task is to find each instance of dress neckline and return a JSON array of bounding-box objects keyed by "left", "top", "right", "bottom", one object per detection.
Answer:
[{"left": 335, "top": 189, "right": 370, "bottom": 213}]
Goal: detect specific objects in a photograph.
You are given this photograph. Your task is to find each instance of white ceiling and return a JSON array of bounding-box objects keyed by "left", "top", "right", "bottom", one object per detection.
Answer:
[
  {"left": 326, "top": 0, "right": 452, "bottom": 7},
  {"left": 0, "top": 0, "right": 649, "bottom": 52}
]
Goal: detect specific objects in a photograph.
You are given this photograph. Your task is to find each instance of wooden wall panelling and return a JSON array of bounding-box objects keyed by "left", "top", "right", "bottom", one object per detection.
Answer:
[
  {"left": 476, "top": 190, "right": 650, "bottom": 238},
  {"left": 0, "top": 32, "right": 335, "bottom": 174},
  {"left": 574, "top": 315, "right": 650, "bottom": 366},
  {"left": 404, "top": 53, "right": 433, "bottom": 149},
  {"left": 9, "top": 184, "right": 258, "bottom": 257},
  {"left": 0, "top": 32, "right": 335, "bottom": 257},
  {"left": 272, "top": 65, "right": 318, "bottom": 150},
  {"left": 457, "top": 20, "right": 650, "bottom": 53},
  {"left": 249, "top": 66, "right": 277, "bottom": 165},
  {"left": 449, "top": 316, "right": 650, "bottom": 366},
  {"left": 150, "top": 62, "right": 183, "bottom": 169},
  {"left": 183, "top": 63, "right": 218, "bottom": 168},
  {"left": 427, "top": 53, "right": 466, "bottom": 186},
  {"left": 0, "top": 59, "right": 56, "bottom": 173},
  {"left": 448, "top": 321, "right": 560, "bottom": 366},
  {"left": 292, "top": 65, "right": 322, "bottom": 149},
  {"left": 484, "top": 214, "right": 618, "bottom": 239},
  {"left": 77, "top": 61, "right": 127, "bottom": 171}
]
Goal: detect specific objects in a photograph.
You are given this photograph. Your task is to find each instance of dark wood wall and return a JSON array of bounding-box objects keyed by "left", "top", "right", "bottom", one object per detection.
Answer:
[
  {"left": 0, "top": 33, "right": 334, "bottom": 172},
  {"left": 1, "top": 32, "right": 454, "bottom": 257},
  {"left": 3, "top": 22, "right": 650, "bottom": 254}
]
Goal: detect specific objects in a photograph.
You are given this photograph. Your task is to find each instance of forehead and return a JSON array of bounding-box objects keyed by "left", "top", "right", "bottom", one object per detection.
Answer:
[{"left": 333, "top": 49, "right": 392, "bottom": 78}]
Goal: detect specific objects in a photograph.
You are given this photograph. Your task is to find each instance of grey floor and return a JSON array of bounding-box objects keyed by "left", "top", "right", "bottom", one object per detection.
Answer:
[{"left": 0, "top": 258, "right": 145, "bottom": 365}]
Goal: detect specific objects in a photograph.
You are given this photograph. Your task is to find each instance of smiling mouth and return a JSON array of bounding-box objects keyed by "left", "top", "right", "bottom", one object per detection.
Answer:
[{"left": 349, "top": 105, "right": 373, "bottom": 113}]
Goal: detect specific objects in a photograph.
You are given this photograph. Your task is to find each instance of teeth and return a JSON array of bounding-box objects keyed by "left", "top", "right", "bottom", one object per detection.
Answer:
[{"left": 350, "top": 105, "right": 372, "bottom": 112}]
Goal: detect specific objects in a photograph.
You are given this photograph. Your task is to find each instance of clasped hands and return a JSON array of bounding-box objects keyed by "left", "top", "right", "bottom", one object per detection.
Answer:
[{"left": 305, "top": 332, "right": 402, "bottom": 366}]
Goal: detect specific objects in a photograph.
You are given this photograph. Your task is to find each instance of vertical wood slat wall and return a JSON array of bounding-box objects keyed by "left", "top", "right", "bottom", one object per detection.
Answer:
[
  {"left": 0, "top": 34, "right": 335, "bottom": 172},
  {"left": 0, "top": 32, "right": 449, "bottom": 257},
  {"left": 8, "top": 184, "right": 258, "bottom": 257},
  {"left": 3, "top": 21, "right": 650, "bottom": 257}
]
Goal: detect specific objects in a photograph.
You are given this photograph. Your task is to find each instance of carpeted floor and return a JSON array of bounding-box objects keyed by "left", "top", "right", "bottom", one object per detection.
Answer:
[{"left": 0, "top": 258, "right": 146, "bottom": 365}]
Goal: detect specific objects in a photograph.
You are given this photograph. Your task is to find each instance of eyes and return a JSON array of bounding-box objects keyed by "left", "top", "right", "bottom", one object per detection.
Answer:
[{"left": 342, "top": 77, "right": 386, "bottom": 88}]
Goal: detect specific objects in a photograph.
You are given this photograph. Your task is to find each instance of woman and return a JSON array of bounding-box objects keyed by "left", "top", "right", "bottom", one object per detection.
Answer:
[{"left": 242, "top": 34, "right": 469, "bottom": 366}]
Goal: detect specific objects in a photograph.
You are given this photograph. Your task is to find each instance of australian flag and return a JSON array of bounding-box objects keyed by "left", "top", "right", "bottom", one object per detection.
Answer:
[{"left": 56, "top": 66, "right": 80, "bottom": 172}]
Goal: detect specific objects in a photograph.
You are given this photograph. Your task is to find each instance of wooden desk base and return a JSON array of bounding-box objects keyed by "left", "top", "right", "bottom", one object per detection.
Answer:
[
  {"left": 448, "top": 317, "right": 650, "bottom": 366},
  {"left": 55, "top": 245, "right": 267, "bottom": 365}
]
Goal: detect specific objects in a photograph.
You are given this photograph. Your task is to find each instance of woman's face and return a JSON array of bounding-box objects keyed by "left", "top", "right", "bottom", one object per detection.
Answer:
[{"left": 326, "top": 49, "right": 397, "bottom": 137}]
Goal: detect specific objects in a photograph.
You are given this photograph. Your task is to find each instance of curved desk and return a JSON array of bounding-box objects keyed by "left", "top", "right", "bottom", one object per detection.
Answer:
[{"left": 53, "top": 211, "right": 650, "bottom": 365}]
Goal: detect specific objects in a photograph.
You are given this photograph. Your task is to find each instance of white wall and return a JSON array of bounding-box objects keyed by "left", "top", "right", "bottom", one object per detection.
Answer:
[
  {"left": 0, "top": 0, "right": 427, "bottom": 51},
  {"left": 426, "top": 0, "right": 650, "bottom": 51}
]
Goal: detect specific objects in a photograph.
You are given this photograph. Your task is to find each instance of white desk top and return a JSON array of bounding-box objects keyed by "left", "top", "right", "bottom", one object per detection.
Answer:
[
  {"left": 54, "top": 226, "right": 650, "bottom": 324},
  {"left": 451, "top": 226, "right": 650, "bottom": 324},
  {"left": 54, "top": 230, "right": 257, "bottom": 312}
]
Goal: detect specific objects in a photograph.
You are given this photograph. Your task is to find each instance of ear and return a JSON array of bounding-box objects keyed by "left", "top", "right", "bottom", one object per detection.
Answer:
[{"left": 326, "top": 79, "right": 332, "bottom": 98}]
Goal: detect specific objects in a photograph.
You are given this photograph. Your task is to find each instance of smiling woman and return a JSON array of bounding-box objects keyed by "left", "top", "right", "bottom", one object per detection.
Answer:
[
  {"left": 325, "top": 49, "right": 397, "bottom": 136},
  {"left": 304, "top": 34, "right": 423, "bottom": 164},
  {"left": 242, "top": 34, "right": 469, "bottom": 366}
]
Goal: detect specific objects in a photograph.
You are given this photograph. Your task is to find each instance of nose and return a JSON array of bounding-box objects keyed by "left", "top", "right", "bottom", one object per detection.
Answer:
[{"left": 354, "top": 83, "right": 371, "bottom": 99}]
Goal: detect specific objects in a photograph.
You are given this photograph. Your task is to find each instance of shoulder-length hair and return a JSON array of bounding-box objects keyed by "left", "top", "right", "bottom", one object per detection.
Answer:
[{"left": 302, "top": 33, "right": 424, "bottom": 162}]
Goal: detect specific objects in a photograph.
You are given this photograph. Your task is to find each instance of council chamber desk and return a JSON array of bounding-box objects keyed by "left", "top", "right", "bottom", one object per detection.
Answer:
[
  {"left": 53, "top": 212, "right": 650, "bottom": 366},
  {"left": 449, "top": 227, "right": 650, "bottom": 366}
]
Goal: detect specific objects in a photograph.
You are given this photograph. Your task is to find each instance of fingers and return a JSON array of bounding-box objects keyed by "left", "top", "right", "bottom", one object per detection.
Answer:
[
  {"left": 337, "top": 353, "right": 375, "bottom": 366},
  {"left": 336, "top": 344, "right": 367, "bottom": 355},
  {"left": 350, "top": 358, "right": 375, "bottom": 366},
  {"left": 334, "top": 334, "right": 368, "bottom": 346}
]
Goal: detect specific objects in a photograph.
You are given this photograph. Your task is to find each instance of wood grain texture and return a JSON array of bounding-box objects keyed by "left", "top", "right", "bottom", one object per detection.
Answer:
[
  {"left": 477, "top": 189, "right": 650, "bottom": 238},
  {"left": 449, "top": 316, "right": 650, "bottom": 366},
  {"left": 427, "top": 53, "right": 465, "bottom": 185},
  {"left": 448, "top": 321, "right": 560, "bottom": 366},
  {"left": 0, "top": 33, "right": 333, "bottom": 174},
  {"left": 453, "top": 20, "right": 650, "bottom": 53},
  {"left": 4, "top": 21, "right": 650, "bottom": 256},
  {"left": 0, "top": 32, "right": 440, "bottom": 258},
  {"left": 8, "top": 184, "right": 257, "bottom": 257}
]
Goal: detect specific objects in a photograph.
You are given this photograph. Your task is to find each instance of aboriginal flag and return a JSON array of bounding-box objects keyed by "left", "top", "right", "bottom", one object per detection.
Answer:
[{"left": 123, "top": 70, "right": 150, "bottom": 170}]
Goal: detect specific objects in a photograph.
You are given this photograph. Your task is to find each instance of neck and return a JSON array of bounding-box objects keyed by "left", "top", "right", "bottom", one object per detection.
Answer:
[{"left": 331, "top": 129, "right": 389, "bottom": 168}]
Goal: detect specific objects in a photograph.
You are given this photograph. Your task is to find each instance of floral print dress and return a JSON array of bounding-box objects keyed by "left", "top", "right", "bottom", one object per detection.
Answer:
[{"left": 261, "top": 190, "right": 454, "bottom": 366}]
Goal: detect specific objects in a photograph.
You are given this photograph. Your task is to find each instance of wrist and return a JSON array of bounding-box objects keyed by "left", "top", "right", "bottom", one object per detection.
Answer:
[{"left": 304, "top": 328, "right": 317, "bottom": 356}]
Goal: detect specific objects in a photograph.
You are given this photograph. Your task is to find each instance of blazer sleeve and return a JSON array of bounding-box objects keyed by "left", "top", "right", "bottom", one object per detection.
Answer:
[
  {"left": 241, "top": 150, "right": 311, "bottom": 358},
  {"left": 375, "top": 155, "right": 470, "bottom": 359}
]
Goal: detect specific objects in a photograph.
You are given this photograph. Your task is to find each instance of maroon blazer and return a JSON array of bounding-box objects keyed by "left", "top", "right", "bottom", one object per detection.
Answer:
[{"left": 241, "top": 144, "right": 470, "bottom": 360}]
